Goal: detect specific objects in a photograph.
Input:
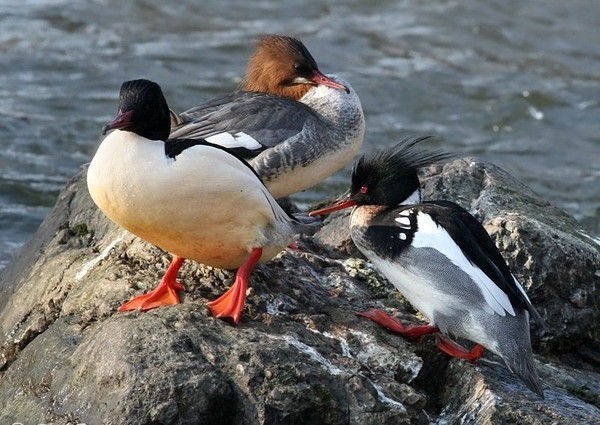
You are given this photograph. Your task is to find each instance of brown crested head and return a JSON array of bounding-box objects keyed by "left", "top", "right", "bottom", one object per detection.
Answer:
[{"left": 241, "top": 34, "right": 344, "bottom": 100}]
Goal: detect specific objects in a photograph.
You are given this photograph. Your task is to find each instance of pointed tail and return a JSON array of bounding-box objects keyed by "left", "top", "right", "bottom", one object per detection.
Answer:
[{"left": 504, "top": 349, "right": 545, "bottom": 399}]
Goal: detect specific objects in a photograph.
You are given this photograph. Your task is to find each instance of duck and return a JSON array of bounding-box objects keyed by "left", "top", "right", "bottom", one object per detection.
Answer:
[
  {"left": 309, "top": 137, "right": 546, "bottom": 398},
  {"left": 169, "top": 34, "right": 365, "bottom": 199},
  {"left": 87, "top": 79, "right": 305, "bottom": 324}
]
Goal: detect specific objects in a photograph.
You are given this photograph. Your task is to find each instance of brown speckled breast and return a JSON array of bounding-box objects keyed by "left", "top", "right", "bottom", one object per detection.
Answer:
[{"left": 350, "top": 205, "right": 387, "bottom": 228}]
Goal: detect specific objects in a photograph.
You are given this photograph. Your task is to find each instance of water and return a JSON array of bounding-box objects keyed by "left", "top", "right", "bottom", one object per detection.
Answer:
[{"left": 1, "top": 0, "right": 599, "bottom": 270}]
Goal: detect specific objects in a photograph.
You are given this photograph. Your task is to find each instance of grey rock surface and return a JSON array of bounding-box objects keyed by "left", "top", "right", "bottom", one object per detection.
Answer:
[{"left": 0, "top": 159, "right": 598, "bottom": 424}]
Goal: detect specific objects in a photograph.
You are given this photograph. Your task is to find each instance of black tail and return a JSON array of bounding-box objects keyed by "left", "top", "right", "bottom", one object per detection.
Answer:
[{"left": 504, "top": 351, "right": 545, "bottom": 399}]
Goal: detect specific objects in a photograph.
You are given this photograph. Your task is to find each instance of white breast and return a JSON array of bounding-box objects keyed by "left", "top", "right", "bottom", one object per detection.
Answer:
[{"left": 87, "top": 130, "right": 294, "bottom": 268}]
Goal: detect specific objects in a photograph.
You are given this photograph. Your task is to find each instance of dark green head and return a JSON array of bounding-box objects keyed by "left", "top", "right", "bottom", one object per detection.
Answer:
[
  {"left": 350, "top": 137, "right": 452, "bottom": 206},
  {"left": 103, "top": 79, "right": 171, "bottom": 141}
]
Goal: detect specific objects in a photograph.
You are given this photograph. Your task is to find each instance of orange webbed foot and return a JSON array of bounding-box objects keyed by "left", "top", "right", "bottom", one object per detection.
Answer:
[
  {"left": 118, "top": 256, "right": 185, "bottom": 312},
  {"left": 207, "top": 274, "right": 247, "bottom": 324},
  {"left": 357, "top": 308, "right": 439, "bottom": 341},
  {"left": 207, "top": 248, "right": 262, "bottom": 324},
  {"left": 435, "top": 335, "right": 485, "bottom": 363}
]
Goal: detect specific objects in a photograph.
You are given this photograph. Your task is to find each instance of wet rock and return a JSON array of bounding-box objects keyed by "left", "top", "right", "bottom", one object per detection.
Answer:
[{"left": 0, "top": 160, "right": 598, "bottom": 424}]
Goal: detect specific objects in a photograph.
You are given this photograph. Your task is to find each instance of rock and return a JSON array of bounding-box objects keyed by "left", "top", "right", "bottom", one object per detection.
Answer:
[{"left": 0, "top": 160, "right": 599, "bottom": 424}]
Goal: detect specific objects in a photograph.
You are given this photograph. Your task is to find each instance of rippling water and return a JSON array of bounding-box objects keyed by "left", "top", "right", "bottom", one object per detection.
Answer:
[{"left": 1, "top": 0, "right": 599, "bottom": 270}]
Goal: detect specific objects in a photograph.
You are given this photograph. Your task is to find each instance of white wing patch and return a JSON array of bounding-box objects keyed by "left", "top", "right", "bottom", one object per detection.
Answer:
[
  {"left": 206, "top": 131, "right": 262, "bottom": 151},
  {"left": 411, "top": 212, "right": 515, "bottom": 317},
  {"left": 513, "top": 275, "right": 532, "bottom": 304},
  {"left": 394, "top": 216, "right": 411, "bottom": 228}
]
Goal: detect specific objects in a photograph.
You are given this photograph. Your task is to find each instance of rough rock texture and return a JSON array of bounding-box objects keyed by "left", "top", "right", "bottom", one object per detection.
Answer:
[{"left": 0, "top": 159, "right": 599, "bottom": 425}]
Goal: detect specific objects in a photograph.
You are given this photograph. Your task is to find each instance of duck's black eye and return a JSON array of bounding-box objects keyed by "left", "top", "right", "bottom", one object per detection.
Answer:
[{"left": 293, "top": 62, "right": 311, "bottom": 75}]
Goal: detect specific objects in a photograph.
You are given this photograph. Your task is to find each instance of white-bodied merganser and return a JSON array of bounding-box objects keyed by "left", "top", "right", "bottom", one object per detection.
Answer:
[
  {"left": 310, "top": 137, "right": 546, "bottom": 398},
  {"left": 169, "top": 34, "right": 365, "bottom": 199},
  {"left": 87, "top": 79, "right": 304, "bottom": 324}
]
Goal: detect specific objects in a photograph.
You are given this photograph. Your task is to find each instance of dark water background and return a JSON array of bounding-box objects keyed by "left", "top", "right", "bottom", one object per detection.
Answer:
[{"left": 1, "top": 0, "right": 599, "bottom": 270}]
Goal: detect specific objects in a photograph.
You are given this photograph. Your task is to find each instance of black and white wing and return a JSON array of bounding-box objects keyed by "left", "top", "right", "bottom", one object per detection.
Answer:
[
  {"left": 418, "top": 201, "right": 544, "bottom": 323},
  {"left": 169, "top": 91, "right": 318, "bottom": 159}
]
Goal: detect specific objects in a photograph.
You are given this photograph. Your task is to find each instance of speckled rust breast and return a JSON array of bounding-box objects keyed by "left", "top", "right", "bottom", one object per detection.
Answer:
[{"left": 350, "top": 205, "right": 387, "bottom": 228}]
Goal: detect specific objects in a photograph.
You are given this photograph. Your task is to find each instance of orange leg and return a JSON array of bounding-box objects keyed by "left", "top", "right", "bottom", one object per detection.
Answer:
[
  {"left": 359, "top": 309, "right": 485, "bottom": 362},
  {"left": 118, "top": 256, "right": 185, "bottom": 312},
  {"left": 357, "top": 308, "right": 439, "bottom": 341},
  {"left": 435, "top": 335, "right": 485, "bottom": 362},
  {"left": 207, "top": 247, "right": 262, "bottom": 324}
]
